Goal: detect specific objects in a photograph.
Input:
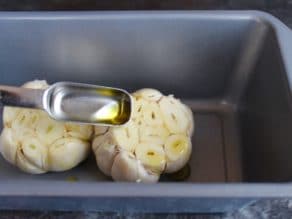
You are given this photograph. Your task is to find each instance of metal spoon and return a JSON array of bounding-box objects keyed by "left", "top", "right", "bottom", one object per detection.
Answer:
[{"left": 0, "top": 82, "right": 132, "bottom": 126}]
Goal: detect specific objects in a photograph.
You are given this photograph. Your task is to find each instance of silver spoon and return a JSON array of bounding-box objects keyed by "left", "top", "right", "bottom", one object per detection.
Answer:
[{"left": 0, "top": 82, "right": 132, "bottom": 126}]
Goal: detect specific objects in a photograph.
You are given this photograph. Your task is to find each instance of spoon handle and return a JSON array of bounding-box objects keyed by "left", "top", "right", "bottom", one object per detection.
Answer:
[{"left": 0, "top": 85, "right": 44, "bottom": 109}]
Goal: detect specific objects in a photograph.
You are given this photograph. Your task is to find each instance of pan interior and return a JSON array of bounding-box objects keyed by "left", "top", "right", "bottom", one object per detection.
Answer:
[{"left": 0, "top": 14, "right": 289, "bottom": 183}]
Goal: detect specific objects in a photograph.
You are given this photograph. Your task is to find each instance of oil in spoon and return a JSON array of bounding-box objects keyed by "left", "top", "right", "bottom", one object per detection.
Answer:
[{"left": 43, "top": 82, "right": 132, "bottom": 125}]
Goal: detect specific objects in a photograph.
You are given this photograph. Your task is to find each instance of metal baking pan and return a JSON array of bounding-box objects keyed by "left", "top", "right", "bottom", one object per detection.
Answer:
[{"left": 0, "top": 11, "right": 292, "bottom": 213}]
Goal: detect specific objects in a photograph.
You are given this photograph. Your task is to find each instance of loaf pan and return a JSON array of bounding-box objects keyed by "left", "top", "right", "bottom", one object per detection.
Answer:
[{"left": 0, "top": 11, "right": 292, "bottom": 213}]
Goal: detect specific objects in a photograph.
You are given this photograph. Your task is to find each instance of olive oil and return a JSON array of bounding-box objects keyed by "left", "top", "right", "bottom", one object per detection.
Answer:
[
  {"left": 165, "top": 164, "right": 190, "bottom": 181},
  {"left": 90, "top": 88, "right": 131, "bottom": 125},
  {"left": 66, "top": 176, "right": 79, "bottom": 182}
]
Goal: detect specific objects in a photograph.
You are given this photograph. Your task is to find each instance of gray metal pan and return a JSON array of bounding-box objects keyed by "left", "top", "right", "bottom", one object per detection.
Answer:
[{"left": 0, "top": 10, "right": 292, "bottom": 213}]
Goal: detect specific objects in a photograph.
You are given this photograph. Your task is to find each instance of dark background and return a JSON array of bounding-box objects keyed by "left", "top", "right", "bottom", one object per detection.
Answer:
[
  {"left": 0, "top": 1, "right": 291, "bottom": 28},
  {"left": 0, "top": 1, "right": 292, "bottom": 218},
  {"left": 0, "top": 0, "right": 290, "bottom": 10}
]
